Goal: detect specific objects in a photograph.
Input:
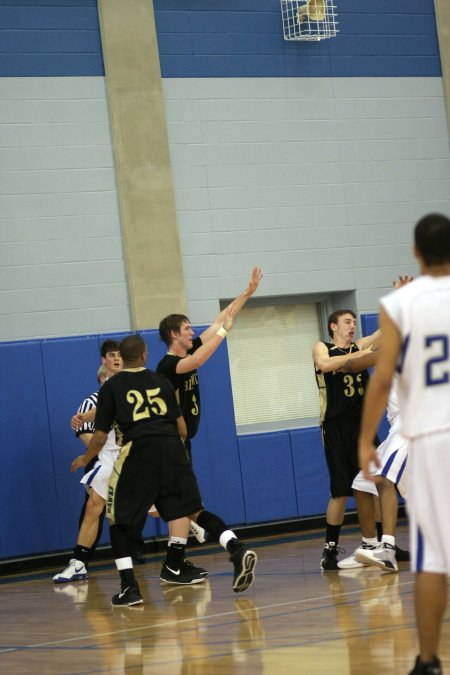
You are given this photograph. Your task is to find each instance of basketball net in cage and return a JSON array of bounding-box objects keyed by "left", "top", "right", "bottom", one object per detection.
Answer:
[{"left": 280, "top": 0, "right": 338, "bottom": 41}]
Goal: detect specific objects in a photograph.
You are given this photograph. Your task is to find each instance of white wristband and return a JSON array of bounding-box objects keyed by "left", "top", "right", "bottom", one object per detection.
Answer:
[{"left": 216, "top": 326, "right": 229, "bottom": 338}]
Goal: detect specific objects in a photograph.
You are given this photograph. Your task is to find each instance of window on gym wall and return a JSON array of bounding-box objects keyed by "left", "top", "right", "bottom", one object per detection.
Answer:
[{"left": 226, "top": 303, "right": 321, "bottom": 429}]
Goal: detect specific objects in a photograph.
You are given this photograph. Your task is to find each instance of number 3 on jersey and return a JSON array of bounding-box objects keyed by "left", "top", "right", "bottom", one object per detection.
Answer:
[
  {"left": 425, "top": 335, "right": 450, "bottom": 386},
  {"left": 343, "top": 373, "right": 364, "bottom": 397}
]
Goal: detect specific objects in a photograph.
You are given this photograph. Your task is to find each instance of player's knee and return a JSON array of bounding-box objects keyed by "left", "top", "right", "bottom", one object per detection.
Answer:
[{"left": 85, "top": 494, "right": 105, "bottom": 518}]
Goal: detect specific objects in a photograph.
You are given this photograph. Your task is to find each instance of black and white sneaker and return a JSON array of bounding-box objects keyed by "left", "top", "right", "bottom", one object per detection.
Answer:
[
  {"left": 395, "top": 545, "right": 410, "bottom": 562},
  {"left": 160, "top": 561, "right": 206, "bottom": 585},
  {"left": 230, "top": 546, "right": 257, "bottom": 593},
  {"left": 53, "top": 558, "right": 88, "bottom": 583},
  {"left": 111, "top": 585, "right": 144, "bottom": 607},
  {"left": 111, "top": 584, "right": 143, "bottom": 607},
  {"left": 183, "top": 559, "right": 208, "bottom": 577},
  {"left": 409, "top": 655, "right": 442, "bottom": 675},
  {"left": 320, "top": 543, "right": 341, "bottom": 571},
  {"left": 355, "top": 542, "right": 398, "bottom": 572}
]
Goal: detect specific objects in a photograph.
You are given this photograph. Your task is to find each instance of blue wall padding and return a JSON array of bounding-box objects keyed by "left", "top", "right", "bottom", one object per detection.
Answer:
[
  {"left": 0, "top": 341, "right": 60, "bottom": 557},
  {"left": 41, "top": 336, "right": 104, "bottom": 548},
  {"left": 238, "top": 431, "right": 298, "bottom": 523},
  {"left": 361, "top": 313, "right": 378, "bottom": 337},
  {"left": 290, "top": 427, "right": 329, "bottom": 517},
  {"left": 194, "top": 335, "right": 246, "bottom": 525},
  {"left": 0, "top": 312, "right": 380, "bottom": 559}
]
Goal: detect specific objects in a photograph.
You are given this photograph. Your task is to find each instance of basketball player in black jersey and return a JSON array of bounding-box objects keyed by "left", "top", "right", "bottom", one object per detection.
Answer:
[
  {"left": 71, "top": 334, "right": 257, "bottom": 606},
  {"left": 313, "top": 310, "right": 379, "bottom": 570},
  {"left": 156, "top": 267, "right": 262, "bottom": 575}
]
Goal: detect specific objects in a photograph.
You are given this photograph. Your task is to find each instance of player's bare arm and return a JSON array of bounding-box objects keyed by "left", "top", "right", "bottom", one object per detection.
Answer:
[
  {"left": 341, "top": 350, "right": 378, "bottom": 373},
  {"left": 71, "top": 407, "right": 96, "bottom": 430},
  {"left": 71, "top": 429, "right": 108, "bottom": 472},
  {"left": 199, "top": 266, "right": 263, "bottom": 343},
  {"left": 77, "top": 432, "right": 94, "bottom": 450},
  {"left": 175, "top": 305, "right": 235, "bottom": 375},
  {"left": 313, "top": 341, "right": 375, "bottom": 374},
  {"left": 356, "top": 328, "right": 381, "bottom": 351},
  {"left": 358, "top": 307, "right": 401, "bottom": 480}
]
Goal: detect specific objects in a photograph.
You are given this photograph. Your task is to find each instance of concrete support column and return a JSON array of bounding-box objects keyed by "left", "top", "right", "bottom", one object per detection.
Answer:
[
  {"left": 435, "top": 0, "right": 450, "bottom": 136},
  {"left": 98, "top": 0, "right": 186, "bottom": 329}
]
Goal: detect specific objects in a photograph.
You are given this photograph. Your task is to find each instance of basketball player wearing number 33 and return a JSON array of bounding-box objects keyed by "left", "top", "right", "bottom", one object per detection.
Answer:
[{"left": 313, "top": 309, "right": 380, "bottom": 570}]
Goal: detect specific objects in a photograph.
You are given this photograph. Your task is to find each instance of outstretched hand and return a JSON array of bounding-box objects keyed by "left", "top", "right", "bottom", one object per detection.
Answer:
[
  {"left": 245, "top": 267, "right": 263, "bottom": 296},
  {"left": 71, "top": 454, "right": 87, "bottom": 472},
  {"left": 393, "top": 274, "right": 414, "bottom": 289}
]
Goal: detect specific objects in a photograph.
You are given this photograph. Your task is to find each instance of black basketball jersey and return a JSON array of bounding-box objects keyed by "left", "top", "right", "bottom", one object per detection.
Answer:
[
  {"left": 315, "top": 342, "right": 369, "bottom": 423},
  {"left": 94, "top": 368, "right": 182, "bottom": 446},
  {"left": 156, "top": 336, "right": 202, "bottom": 440}
]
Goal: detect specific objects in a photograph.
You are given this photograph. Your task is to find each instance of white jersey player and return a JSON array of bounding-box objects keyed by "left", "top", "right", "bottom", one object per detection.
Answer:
[{"left": 359, "top": 213, "right": 450, "bottom": 675}]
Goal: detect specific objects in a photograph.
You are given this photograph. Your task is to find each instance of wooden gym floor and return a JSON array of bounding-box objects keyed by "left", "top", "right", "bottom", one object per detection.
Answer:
[{"left": 1, "top": 524, "right": 449, "bottom": 674}]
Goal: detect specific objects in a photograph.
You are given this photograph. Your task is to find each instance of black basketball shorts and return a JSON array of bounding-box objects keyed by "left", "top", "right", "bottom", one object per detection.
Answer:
[
  {"left": 322, "top": 417, "right": 362, "bottom": 497},
  {"left": 106, "top": 435, "right": 203, "bottom": 531}
]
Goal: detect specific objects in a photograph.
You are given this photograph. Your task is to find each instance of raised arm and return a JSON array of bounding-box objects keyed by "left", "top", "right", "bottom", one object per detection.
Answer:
[
  {"left": 355, "top": 276, "right": 413, "bottom": 352},
  {"left": 313, "top": 341, "right": 375, "bottom": 374},
  {"left": 356, "top": 328, "right": 380, "bottom": 351},
  {"left": 199, "top": 267, "right": 262, "bottom": 344},
  {"left": 175, "top": 305, "right": 235, "bottom": 375}
]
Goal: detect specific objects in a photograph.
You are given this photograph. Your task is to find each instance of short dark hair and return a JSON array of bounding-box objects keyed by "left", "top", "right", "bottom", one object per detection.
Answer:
[
  {"left": 100, "top": 339, "right": 121, "bottom": 357},
  {"left": 327, "top": 309, "right": 356, "bottom": 338},
  {"left": 120, "top": 334, "right": 147, "bottom": 363},
  {"left": 414, "top": 213, "right": 450, "bottom": 266},
  {"left": 159, "top": 314, "right": 190, "bottom": 346}
]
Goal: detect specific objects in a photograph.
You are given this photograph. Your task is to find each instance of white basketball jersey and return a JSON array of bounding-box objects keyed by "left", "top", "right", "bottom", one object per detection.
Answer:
[
  {"left": 381, "top": 275, "right": 450, "bottom": 439},
  {"left": 386, "top": 375, "right": 400, "bottom": 426}
]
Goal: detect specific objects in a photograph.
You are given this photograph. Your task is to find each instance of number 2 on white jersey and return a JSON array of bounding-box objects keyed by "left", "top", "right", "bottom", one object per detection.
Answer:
[{"left": 425, "top": 335, "right": 449, "bottom": 386}]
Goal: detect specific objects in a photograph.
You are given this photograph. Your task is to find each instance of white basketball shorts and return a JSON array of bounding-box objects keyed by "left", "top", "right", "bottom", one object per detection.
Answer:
[
  {"left": 376, "top": 426, "right": 409, "bottom": 499},
  {"left": 407, "top": 430, "right": 450, "bottom": 574},
  {"left": 80, "top": 452, "right": 117, "bottom": 501}
]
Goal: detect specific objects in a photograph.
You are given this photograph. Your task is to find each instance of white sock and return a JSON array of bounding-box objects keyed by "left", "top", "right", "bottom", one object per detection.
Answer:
[
  {"left": 169, "top": 537, "right": 187, "bottom": 546},
  {"left": 362, "top": 536, "right": 378, "bottom": 547},
  {"left": 381, "top": 534, "right": 396, "bottom": 547},
  {"left": 219, "top": 530, "right": 237, "bottom": 550},
  {"left": 115, "top": 556, "right": 133, "bottom": 571}
]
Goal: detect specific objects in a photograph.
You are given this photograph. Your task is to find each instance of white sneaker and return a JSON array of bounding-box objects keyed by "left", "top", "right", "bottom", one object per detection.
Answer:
[
  {"left": 355, "top": 542, "right": 398, "bottom": 573},
  {"left": 337, "top": 542, "right": 378, "bottom": 570},
  {"left": 189, "top": 521, "right": 206, "bottom": 544},
  {"left": 53, "top": 558, "right": 88, "bottom": 583}
]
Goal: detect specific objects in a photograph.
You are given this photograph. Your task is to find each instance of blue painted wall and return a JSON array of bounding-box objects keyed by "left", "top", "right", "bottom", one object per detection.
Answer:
[{"left": 0, "top": 0, "right": 440, "bottom": 77}]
